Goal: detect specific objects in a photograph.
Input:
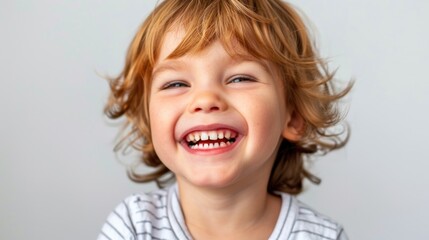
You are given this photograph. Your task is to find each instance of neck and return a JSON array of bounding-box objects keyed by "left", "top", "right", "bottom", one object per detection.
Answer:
[{"left": 177, "top": 178, "right": 281, "bottom": 239}]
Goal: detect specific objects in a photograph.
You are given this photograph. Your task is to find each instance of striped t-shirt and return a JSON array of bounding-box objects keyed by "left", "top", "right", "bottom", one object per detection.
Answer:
[{"left": 98, "top": 184, "right": 348, "bottom": 240}]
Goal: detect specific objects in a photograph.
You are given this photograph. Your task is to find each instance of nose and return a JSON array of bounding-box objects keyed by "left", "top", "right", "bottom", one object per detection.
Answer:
[{"left": 188, "top": 90, "right": 228, "bottom": 113}]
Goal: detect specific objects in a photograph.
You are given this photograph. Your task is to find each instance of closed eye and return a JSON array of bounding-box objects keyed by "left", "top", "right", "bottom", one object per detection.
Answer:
[
  {"left": 228, "top": 76, "right": 256, "bottom": 84},
  {"left": 162, "top": 81, "right": 189, "bottom": 90}
]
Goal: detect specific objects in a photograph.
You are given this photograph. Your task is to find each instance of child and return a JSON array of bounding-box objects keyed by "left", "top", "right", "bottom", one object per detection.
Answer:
[{"left": 99, "top": 0, "right": 352, "bottom": 239}]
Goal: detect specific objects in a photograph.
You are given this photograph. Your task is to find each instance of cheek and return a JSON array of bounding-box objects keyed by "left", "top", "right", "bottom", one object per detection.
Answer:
[
  {"left": 148, "top": 100, "right": 172, "bottom": 151},
  {"left": 148, "top": 98, "right": 183, "bottom": 161},
  {"left": 252, "top": 105, "right": 284, "bottom": 140},
  {"left": 241, "top": 92, "right": 287, "bottom": 154},
  {"left": 245, "top": 91, "right": 286, "bottom": 129},
  {"left": 148, "top": 99, "right": 186, "bottom": 174}
]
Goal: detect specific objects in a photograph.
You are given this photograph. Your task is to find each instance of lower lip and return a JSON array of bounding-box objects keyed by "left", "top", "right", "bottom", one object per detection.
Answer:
[{"left": 181, "top": 137, "right": 241, "bottom": 155}]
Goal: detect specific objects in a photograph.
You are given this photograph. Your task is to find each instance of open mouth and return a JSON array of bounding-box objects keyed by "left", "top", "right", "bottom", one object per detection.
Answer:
[{"left": 184, "top": 129, "right": 238, "bottom": 150}]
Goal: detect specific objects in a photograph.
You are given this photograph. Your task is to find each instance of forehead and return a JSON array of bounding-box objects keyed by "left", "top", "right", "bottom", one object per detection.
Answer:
[
  {"left": 157, "top": 27, "right": 185, "bottom": 63},
  {"left": 157, "top": 28, "right": 185, "bottom": 63},
  {"left": 156, "top": 27, "right": 268, "bottom": 68}
]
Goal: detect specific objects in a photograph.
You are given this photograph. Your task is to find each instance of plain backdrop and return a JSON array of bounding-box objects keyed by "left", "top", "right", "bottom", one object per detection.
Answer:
[{"left": 1, "top": 0, "right": 428, "bottom": 239}]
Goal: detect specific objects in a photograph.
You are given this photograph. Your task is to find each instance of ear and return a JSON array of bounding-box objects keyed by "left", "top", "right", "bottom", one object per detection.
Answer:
[{"left": 282, "top": 110, "right": 305, "bottom": 142}]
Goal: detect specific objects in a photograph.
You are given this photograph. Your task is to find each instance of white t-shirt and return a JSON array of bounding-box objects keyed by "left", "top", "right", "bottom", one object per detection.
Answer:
[{"left": 98, "top": 184, "right": 348, "bottom": 240}]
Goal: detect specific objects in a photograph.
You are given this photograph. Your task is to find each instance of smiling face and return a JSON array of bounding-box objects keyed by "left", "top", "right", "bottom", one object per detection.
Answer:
[{"left": 149, "top": 29, "right": 297, "bottom": 190}]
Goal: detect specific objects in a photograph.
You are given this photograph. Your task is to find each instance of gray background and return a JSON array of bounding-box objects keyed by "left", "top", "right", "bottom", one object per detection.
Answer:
[{"left": 1, "top": 0, "right": 428, "bottom": 239}]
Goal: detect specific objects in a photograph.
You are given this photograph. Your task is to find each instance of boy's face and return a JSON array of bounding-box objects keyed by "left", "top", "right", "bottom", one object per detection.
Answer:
[{"left": 149, "top": 29, "right": 297, "bottom": 190}]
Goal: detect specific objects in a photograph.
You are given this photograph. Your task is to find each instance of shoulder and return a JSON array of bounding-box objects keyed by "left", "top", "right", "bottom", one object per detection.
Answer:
[
  {"left": 290, "top": 199, "right": 348, "bottom": 240},
  {"left": 98, "top": 187, "right": 176, "bottom": 240},
  {"left": 123, "top": 188, "right": 169, "bottom": 217}
]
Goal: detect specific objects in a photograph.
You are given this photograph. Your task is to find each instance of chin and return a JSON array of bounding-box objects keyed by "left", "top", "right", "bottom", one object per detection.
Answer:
[{"left": 181, "top": 170, "right": 240, "bottom": 189}]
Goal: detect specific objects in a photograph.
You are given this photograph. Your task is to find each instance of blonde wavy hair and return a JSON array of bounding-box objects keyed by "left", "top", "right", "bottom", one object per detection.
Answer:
[{"left": 105, "top": 0, "right": 352, "bottom": 195}]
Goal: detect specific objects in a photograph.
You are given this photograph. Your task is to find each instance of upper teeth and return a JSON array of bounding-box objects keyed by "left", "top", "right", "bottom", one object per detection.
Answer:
[{"left": 186, "top": 130, "right": 237, "bottom": 142}]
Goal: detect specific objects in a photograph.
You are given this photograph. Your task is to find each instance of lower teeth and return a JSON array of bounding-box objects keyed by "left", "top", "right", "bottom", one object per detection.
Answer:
[{"left": 189, "top": 139, "right": 235, "bottom": 149}]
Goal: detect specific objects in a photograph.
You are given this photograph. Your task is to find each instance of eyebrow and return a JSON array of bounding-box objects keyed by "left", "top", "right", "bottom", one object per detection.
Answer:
[
  {"left": 152, "top": 60, "right": 187, "bottom": 80},
  {"left": 152, "top": 55, "right": 272, "bottom": 79},
  {"left": 230, "top": 54, "right": 272, "bottom": 74}
]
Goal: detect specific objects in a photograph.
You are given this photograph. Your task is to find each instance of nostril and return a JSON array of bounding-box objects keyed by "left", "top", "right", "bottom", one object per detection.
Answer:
[{"left": 193, "top": 106, "right": 219, "bottom": 112}]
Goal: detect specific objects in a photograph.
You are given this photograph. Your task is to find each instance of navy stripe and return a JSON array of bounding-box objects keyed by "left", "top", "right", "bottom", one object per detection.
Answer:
[
  {"left": 336, "top": 228, "right": 345, "bottom": 240},
  {"left": 290, "top": 214, "right": 297, "bottom": 237},
  {"left": 136, "top": 220, "right": 174, "bottom": 231},
  {"left": 135, "top": 232, "right": 166, "bottom": 240},
  {"left": 122, "top": 201, "right": 138, "bottom": 235},
  {"left": 166, "top": 188, "right": 181, "bottom": 240},
  {"left": 135, "top": 209, "right": 169, "bottom": 220},
  {"left": 296, "top": 218, "right": 337, "bottom": 231},
  {"left": 151, "top": 192, "right": 168, "bottom": 198},
  {"left": 113, "top": 210, "right": 137, "bottom": 238},
  {"left": 172, "top": 189, "right": 190, "bottom": 240},
  {"left": 138, "top": 199, "right": 167, "bottom": 209},
  {"left": 100, "top": 231, "right": 113, "bottom": 240},
  {"left": 291, "top": 229, "right": 336, "bottom": 240},
  {"left": 276, "top": 195, "right": 292, "bottom": 240},
  {"left": 298, "top": 206, "right": 336, "bottom": 224},
  {"left": 298, "top": 206, "right": 317, "bottom": 215},
  {"left": 106, "top": 220, "right": 125, "bottom": 239}
]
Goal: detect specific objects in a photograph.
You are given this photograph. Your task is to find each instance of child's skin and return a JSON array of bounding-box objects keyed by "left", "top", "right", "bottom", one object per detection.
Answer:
[{"left": 149, "top": 28, "right": 304, "bottom": 239}]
